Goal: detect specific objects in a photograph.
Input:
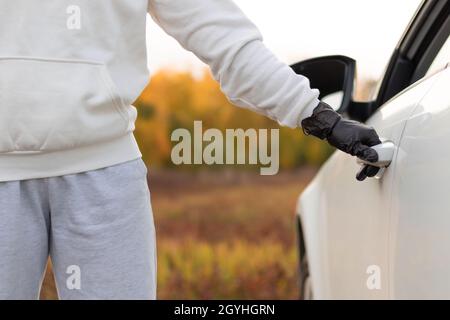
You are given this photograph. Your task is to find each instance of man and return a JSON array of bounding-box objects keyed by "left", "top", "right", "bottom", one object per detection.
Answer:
[{"left": 0, "top": 0, "right": 380, "bottom": 299}]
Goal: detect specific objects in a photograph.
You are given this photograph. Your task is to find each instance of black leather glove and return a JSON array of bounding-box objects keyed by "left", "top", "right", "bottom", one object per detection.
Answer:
[{"left": 301, "top": 102, "right": 381, "bottom": 181}]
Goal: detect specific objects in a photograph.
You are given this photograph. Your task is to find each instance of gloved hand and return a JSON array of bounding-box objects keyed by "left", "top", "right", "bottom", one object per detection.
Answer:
[{"left": 301, "top": 102, "right": 381, "bottom": 181}]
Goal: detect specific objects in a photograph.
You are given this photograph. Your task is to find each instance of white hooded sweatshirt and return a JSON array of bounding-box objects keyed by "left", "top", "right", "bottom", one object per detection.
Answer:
[{"left": 0, "top": 0, "right": 319, "bottom": 181}]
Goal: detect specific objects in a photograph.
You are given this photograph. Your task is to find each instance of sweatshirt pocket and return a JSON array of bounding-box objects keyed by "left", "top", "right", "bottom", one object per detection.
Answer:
[{"left": 0, "top": 57, "right": 130, "bottom": 153}]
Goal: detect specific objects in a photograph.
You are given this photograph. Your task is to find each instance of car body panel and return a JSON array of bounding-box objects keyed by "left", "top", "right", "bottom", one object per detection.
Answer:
[
  {"left": 297, "top": 70, "right": 444, "bottom": 299},
  {"left": 390, "top": 67, "right": 450, "bottom": 299}
]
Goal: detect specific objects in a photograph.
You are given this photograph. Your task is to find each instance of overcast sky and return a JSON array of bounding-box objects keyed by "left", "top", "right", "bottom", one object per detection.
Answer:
[{"left": 146, "top": 0, "right": 422, "bottom": 80}]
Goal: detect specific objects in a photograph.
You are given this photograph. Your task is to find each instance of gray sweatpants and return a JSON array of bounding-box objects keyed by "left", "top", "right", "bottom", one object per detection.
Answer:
[{"left": 0, "top": 159, "right": 157, "bottom": 300}]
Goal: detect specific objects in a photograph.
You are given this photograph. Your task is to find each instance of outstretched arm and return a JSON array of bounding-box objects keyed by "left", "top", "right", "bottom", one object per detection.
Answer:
[
  {"left": 148, "top": 0, "right": 319, "bottom": 128},
  {"left": 148, "top": 0, "right": 382, "bottom": 180}
]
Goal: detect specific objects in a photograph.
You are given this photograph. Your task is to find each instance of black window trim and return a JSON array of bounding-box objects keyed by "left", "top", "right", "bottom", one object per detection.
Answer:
[{"left": 348, "top": 0, "right": 450, "bottom": 122}]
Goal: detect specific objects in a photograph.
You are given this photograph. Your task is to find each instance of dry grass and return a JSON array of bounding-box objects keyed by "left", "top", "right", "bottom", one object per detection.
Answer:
[{"left": 40, "top": 168, "right": 315, "bottom": 299}]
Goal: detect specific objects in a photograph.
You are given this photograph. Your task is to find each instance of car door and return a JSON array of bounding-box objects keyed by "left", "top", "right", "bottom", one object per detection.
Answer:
[
  {"left": 389, "top": 66, "right": 450, "bottom": 299},
  {"left": 324, "top": 25, "right": 449, "bottom": 300},
  {"left": 299, "top": 1, "right": 449, "bottom": 299},
  {"left": 299, "top": 73, "right": 439, "bottom": 299}
]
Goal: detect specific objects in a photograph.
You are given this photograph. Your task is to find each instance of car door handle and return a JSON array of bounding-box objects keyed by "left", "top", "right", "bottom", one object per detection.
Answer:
[
  {"left": 356, "top": 141, "right": 395, "bottom": 179},
  {"left": 357, "top": 141, "right": 395, "bottom": 167}
]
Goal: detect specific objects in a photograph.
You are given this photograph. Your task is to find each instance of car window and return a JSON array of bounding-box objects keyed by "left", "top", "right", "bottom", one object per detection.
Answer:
[{"left": 426, "top": 35, "right": 450, "bottom": 77}]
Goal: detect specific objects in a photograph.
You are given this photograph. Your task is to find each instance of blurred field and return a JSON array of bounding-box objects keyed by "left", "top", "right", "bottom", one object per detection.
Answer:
[{"left": 40, "top": 168, "right": 316, "bottom": 299}]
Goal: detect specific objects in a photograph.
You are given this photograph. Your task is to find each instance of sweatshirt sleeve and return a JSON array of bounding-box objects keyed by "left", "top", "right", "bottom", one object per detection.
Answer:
[{"left": 147, "top": 0, "right": 320, "bottom": 128}]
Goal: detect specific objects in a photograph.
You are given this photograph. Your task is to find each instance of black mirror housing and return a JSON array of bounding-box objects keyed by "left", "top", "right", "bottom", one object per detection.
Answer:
[{"left": 290, "top": 55, "right": 356, "bottom": 114}]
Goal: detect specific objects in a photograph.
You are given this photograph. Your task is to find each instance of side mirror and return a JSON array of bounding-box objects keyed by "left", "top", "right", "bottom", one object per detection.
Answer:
[{"left": 291, "top": 55, "right": 356, "bottom": 114}]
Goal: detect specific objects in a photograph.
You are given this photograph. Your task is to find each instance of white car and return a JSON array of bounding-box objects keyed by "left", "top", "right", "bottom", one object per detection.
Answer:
[{"left": 293, "top": 0, "right": 450, "bottom": 299}]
